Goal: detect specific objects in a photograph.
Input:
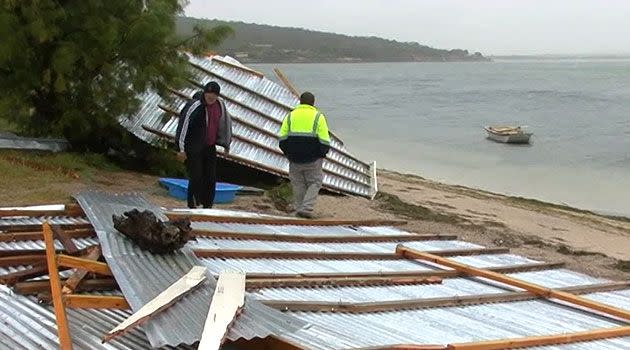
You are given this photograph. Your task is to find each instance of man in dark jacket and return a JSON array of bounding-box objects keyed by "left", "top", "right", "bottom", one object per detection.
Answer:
[{"left": 176, "top": 82, "right": 232, "bottom": 208}]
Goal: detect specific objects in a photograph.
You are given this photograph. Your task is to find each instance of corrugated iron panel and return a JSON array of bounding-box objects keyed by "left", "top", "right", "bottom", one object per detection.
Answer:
[
  {"left": 0, "top": 135, "right": 69, "bottom": 152},
  {"left": 75, "top": 191, "right": 306, "bottom": 348},
  {"left": 120, "top": 54, "right": 377, "bottom": 198},
  {"left": 201, "top": 257, "right": 434, "bottom": 276},
  {"left": 284, "top": 299, "right": 630, "bottom": 349},
  {"left": 250, "top": 269, "right": 615, "bottom": 303},
  {"left": 0, "top": 285, "right": 192, "bottom": 349}
]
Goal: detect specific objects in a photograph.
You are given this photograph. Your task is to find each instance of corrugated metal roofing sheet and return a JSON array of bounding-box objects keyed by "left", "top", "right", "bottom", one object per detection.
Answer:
[
  {"left": 0, "top": 237, "right": 98, "bottom": 251},
  {"left": 0, "top": 134, "right": 69, "bottom": 152},
  {"left": 119, "top": 54, "right": 377, "bottom": 198},
  {"left": 75, "top": 191, "right": 307, "bottom": 348},
  {"left": 190, "top": 221, "right": 414, "bottom": 236},
  {"left": 0, "top": 285, "right": 193, "bottom": 350},
  {"left": 185, "top": 219, "right": 630, "bottom": 350}
]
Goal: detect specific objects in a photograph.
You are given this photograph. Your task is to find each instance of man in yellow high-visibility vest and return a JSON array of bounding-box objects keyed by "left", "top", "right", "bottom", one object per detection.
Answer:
[{"left": 278, "top": 92, "right": 330, "bottom": 218}]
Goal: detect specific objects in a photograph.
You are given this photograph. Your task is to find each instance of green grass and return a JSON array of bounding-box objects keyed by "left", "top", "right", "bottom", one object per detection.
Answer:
[
  {"left": 614, "top": 260, "right": 630, "bottom": 272},
  {"left": 0, "top": 118, "right": 19, "bottom": 134},
  {"left": 266, "top": 182, "right": 293, "bottom": 211},
  {"left": 375, "top": 192, "right": 464, "bottom": 225}
]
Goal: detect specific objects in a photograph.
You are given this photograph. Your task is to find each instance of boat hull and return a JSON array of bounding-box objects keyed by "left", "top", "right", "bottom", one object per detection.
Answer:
[{"left": 485, "top": 128, "right": 532, "bottom": 144}]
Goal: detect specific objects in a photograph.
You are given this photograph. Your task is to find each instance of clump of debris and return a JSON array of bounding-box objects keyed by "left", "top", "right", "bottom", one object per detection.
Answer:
[{"left": 112, "top": 209, "right": 192, "bottom": 254}]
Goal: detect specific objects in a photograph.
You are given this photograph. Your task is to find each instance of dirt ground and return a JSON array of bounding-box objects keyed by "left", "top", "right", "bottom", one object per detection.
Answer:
[{"left": 1, "top": 152, "right": 628, "bottom": 280}]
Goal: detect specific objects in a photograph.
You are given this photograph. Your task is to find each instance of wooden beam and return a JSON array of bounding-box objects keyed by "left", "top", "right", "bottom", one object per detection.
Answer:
[
  {"left": 247, "top": 276, "right": 443, "bottom": 290},
  {"left": 212, "top": 56, "right": 266, "bottom": 77},
  {"left": 0, "top": 222, "right": 92, "bottom": 233},
  {"left": 52, "top": 225, "right": 80, "bottom": 255},
  {"left": 446, "top": 326, "right": 630, "bottom": 350},
  {"left": 193, "top": 247, "right": 509, "bottom": 260},
  {"left": 199, "top": 271, "right": 246, "bottom": 349},
  {"left": 192, "top": 230, "right": 458, "bottom": 243},
  {"left": 243, "top": 262, "right": 565, "bottom": 288},
  {"left": 168, "top": 213, "right": 406, "bottom": 227},
  {"left": 42, "top": 222, "right": 73, "bottom": 350},
  {"left": 0, "top": 247, "right": 91, "bottom": 258},
  {"left": 0, "top": 204, "right": 83, "bottom": 218},
  {"left": 103, "top": 266, "right": 207, "bottom": 343},
  {"left": 0, "top": 228, "right": 94, "bottom": 243},
  {"left": 397, "top": 245, "right": 630, "bottom": 322},
  {"left": 273, "top": 68, "right": 300, "bottom": 98},
  {"left": 62, "top": 246, "right": 102, "bottom": 294},
  {"left": 63, "top": 295, "right": 130, "bottom": 309},
  {"left": 0, "top": 254, "right": 46, "bottom": 267},
  {"left": 56, "top": 254, "right": 112, "bottom": 276},
  {"left": 260, "top": 281, "right": 630, "bottom": 313},
  {"left": 0, "top": 263, "right": 50, "bottom": 285},
  {"left": 14, "top": 278, "right": 118, "bottom": 295}
]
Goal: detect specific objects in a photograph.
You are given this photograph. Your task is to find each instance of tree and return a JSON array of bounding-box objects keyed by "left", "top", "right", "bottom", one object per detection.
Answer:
[{"left": 0, "top": 0, "right": 232, "bottom": 151}]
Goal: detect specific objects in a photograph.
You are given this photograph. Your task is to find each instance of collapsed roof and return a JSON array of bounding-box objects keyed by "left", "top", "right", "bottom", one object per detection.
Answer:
[
  {"left": 1, "top": 195, "right": 629, "bottom": 349},
  {"left": 119, "top": 55, "right": 378, "bottom": 199}
]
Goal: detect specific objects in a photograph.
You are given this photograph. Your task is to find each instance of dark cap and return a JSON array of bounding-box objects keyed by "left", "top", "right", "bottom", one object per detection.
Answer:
[{"left": 204, "top": 81, "right": 221, "bottom": 95}]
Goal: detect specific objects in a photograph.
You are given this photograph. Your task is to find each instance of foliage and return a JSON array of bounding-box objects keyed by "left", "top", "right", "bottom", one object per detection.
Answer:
[{"left": 0, "top": 1, "right": 232, "bottom": 152}]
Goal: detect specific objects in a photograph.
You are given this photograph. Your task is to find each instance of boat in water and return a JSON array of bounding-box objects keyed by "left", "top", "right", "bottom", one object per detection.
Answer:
[{"left": 484, "top": 126, "right": 533, "bottom": 144}]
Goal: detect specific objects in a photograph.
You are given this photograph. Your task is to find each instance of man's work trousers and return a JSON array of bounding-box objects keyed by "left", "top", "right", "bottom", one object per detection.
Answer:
[
  {"left": 289, "top": 158, "right": 323, "bottom": 214},
  {"left": 185, "top": 145, "right": 217, "bottom": 209}
]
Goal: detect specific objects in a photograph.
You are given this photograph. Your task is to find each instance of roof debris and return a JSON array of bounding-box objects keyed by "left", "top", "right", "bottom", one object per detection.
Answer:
[{"left": 0, "top": 193, "right": 629, "bottom": 350}]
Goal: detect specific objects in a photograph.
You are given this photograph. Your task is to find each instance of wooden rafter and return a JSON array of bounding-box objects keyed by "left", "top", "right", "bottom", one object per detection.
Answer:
[
  {"left": 192, "top": 230, "right": 458, "bottom": 243},
  {"left": 63, "top": 295, "right": 129, "bottom": 309},
  {"left": 167, "top": 212, "right": 406, "bottom": 227},
  {"left": 0, "top": 223, "right": 92, "bottom": 234},
  {"left": 193, "top": 247, "right": 509, "bottom": 260},
  {"left": 51, "top": 225, "right": 80, "bottom": 255},
  {"left": 14, "top": 278, "right": 118, "bottom": 295},
  {"left": 62, "top": 246, "right": 102, "bottom": 294},
  {"left": 260, "top": 281, "right": 630, "bottom": 313},
  {"left": 243, "top": 262, "right": 565, "bottom": 289},
  {"left": 42, "top": 222, "right": 73, "bottom": 350},
  {"left": 56, "top": 254, "right": 112, "bottom": 276},
  {"left": 0, "top": 228, "right": 95, "bottom": 243}
]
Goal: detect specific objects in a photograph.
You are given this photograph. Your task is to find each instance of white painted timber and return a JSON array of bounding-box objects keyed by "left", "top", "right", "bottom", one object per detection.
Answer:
[
  {"left": 103, "top": 266, "right": 207, "bottom": 343},
  {"left": 198, "top": 271, "right": 246, "bottom": 350}
]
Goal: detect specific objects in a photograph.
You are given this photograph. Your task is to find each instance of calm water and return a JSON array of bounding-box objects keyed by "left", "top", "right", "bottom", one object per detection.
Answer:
[{"left": 254, "top": 60, "right": 630, "bottom": 216}]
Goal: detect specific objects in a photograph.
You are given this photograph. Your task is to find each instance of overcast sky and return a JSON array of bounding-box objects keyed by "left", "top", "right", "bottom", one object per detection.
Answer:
[{"left": 184, "top": 0, "right": 630, "bottom": 56}]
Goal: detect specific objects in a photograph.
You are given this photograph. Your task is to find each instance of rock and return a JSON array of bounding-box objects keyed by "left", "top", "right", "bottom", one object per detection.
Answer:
[{"left": 112, "top": 209, "right": 192, "bottom": 254}]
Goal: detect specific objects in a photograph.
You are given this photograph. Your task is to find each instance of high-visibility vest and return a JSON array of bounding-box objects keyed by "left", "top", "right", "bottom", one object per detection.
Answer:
[{"left": 278, "top": 104, "right": 330, "bottom": 144}]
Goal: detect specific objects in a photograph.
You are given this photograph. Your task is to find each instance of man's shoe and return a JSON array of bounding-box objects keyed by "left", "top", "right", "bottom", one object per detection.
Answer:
[{"left": 296, "top": 211, "right": 315, "bottom": 219}]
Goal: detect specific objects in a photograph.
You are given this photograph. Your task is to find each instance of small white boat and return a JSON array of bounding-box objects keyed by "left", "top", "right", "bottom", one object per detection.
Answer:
[{"left": 484, "top": 126, "right": 533, "bottom": 144}]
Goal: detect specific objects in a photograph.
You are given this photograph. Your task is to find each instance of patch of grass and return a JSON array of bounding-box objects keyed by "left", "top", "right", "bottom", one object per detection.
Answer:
[
  {"left": 266, "top": 182, "right": 293, "bottom": 211},
  {"left": 0, "top": 118, "right": 19, "bottom": 134},
  {"left": 375, "top": 192, "right": 464, "bottom": 224},
  {"left": 614, "top": 260, "right": 630, "bottom": 272}
]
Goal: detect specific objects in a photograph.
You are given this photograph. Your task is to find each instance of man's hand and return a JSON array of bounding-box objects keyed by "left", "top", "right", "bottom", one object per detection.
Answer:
[{"left": 176, "top": 151, "right": 187, "bottom": 162}]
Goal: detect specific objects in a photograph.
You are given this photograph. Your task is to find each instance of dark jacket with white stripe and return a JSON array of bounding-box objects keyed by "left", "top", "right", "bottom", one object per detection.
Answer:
[{"left": 175, "top": 93, "right": 232, "bottom": 154}]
